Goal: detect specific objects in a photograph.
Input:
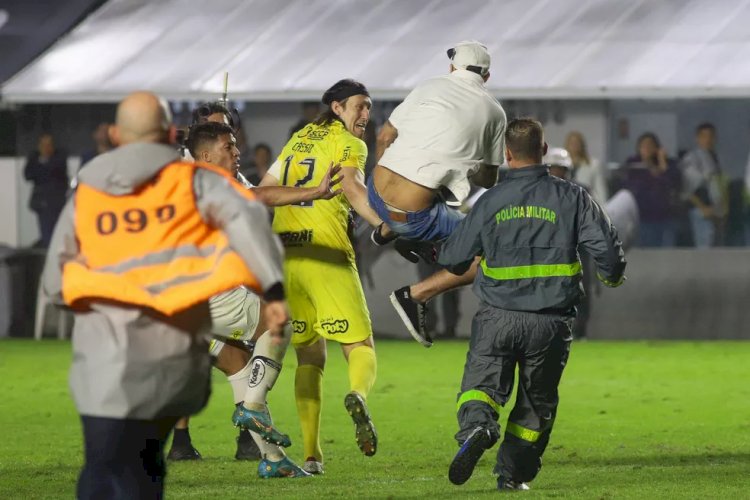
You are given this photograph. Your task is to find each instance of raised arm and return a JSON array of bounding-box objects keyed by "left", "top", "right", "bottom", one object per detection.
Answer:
[
  {"left": 469, "top": 163, "right": 499, "bottom": 189},
  {"left": 436, "top": 196, "right": 488, "bottom": 275},
  {"left": 252, "top": 163, "right": 342, "bottom": 207},
  {"left": 375, "top": 120, "right": 398, "bottom": 164},
  {"left": 340, "top": 166, "right": 383, "bottom": 228}
]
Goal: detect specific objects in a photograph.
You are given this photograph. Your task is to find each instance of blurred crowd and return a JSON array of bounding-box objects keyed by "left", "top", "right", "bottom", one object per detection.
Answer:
[{"left": 21, "top": 108, "right": 750, "bottom": 250}]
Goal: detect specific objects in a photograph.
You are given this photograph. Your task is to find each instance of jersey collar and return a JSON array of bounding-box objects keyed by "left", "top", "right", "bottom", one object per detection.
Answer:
[{"left": 505, "top": 164, "right": 549, "bottom": 178}]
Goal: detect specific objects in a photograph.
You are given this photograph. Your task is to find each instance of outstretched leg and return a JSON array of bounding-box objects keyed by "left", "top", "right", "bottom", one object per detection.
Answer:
[
  {"left": 342, "top": 337, "right": 378, "bottom": 457},
  {"left": 391, "top": 258, "right": 479, "bottom": 346}
]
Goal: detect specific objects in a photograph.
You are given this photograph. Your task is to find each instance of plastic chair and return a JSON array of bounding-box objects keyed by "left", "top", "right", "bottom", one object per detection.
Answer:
[{"left": 33, "top": 282, "right": 70, "bottom": 340}]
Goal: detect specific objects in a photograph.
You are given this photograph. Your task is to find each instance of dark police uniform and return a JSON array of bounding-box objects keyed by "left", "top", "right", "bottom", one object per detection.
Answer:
[{"left": 437, "top": 164, "right": 625, "bottom": 484}]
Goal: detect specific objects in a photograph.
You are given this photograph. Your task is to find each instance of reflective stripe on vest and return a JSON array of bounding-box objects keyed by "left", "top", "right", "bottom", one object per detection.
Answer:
[
  {"left": 62, "top": 161, "right": 261, "bottom": 316},
  {"left": 479, "top": 258, "right": 581, "bottom": 281}
]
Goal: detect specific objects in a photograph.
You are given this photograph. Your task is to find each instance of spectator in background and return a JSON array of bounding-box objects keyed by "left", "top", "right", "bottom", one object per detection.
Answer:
[
  {"left": 288, "top": 101, "right": 321, "bottom": 138},
  {"left": 243, "top": 143, "right": 273, "bottom": 185},
  {"left": 564, "top": 131, "right": 608, "bottom": 204},
  {"left": 23, "top": 133, "right": 69, "bottom": 247},
  {"left": 622, "top": 132, "right": 681, "bottom": 247},
  {"left": 71, "top": 122, "right": 114, "bottom": 191},
  {"left": 80, "top": 122, "right": 113, "bottom": 167},
  {"left": 680, "top": 123, "right": 728, "bottom": 247}
]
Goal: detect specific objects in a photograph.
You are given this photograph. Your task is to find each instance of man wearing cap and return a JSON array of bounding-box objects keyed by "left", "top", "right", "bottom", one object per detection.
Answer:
[{"left": 366, "top": 40, "right": 506, "bottom": 345}]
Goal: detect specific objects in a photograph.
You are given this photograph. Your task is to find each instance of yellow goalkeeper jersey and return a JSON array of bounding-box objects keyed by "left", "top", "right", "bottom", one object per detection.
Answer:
[{"left": 270, "top": 119, "right": 367, "bottom": 260}]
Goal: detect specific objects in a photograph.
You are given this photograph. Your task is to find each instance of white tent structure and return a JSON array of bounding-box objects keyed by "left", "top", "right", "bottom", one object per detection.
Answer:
[{"left": 3, "top": 0, "right": 750, "bottom": 102}]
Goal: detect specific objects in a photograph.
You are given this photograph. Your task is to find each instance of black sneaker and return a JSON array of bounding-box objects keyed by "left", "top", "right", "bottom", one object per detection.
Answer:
[
  {"left": 497, "top": 478, "right": 530, "bottom": 491},
  {"left": 389, "top": 286, "right": 431, "bottom": 347},
  {"left": 235, "top": 428, "right": 261, "bottom": 461},
  {"left": 448, "top": 427, "right": 493, "bottom": 485},
  {"left": 167, "top": 441, "right": 202, "bottom": 461}
]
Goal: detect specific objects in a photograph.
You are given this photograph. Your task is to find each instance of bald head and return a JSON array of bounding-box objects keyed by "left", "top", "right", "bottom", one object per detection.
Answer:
[{"left": 112, "top": 91, "right": 173, "bottom": 146}]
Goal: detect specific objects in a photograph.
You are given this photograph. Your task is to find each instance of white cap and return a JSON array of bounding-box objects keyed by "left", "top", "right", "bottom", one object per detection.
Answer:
[
  {"left": 448, "top": 40, "right": 490, "bottom": 76},
  {"left": 543, "top": 147, "right": 572, "bottom": 168}
]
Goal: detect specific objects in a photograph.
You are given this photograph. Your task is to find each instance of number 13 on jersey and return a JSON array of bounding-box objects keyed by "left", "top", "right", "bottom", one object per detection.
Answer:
[{"left": 281, "top": 155, "right": 316, "bottom": 207}]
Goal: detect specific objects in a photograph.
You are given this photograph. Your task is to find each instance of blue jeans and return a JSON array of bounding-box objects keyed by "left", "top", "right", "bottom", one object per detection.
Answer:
[
  {"left": 367, "top": 176, "right": 464, "bottom": 241},
  {"left": 638, "top": 221, "right": 676, "bottom": 247},
  {"left": 689, "top": 208, "right": 715, "bottom": 248}
]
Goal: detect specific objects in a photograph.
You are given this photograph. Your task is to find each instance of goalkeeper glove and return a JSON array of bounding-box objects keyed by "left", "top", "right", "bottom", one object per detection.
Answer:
[
  {"left": 394, "top": 239, "right": 438, "bottom": 264},
  {"left": 371, "top": 222, "right": 398, "bottom": 246}
]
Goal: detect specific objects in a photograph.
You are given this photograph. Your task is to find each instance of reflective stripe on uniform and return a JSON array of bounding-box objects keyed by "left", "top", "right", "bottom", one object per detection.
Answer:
[
  {"left": 97, "top": 244, "right": 219, "bottom": 274},
  {"left": 506, "top": 421, "right": 542, "bottom": 442},
  {"left": 63, "top": 161, "right": 262, "bottom": 316},
  {"left": 456, "top": 389, "right": 502, "bottom": 415},
  {"left": 480, "top": 258, "right": 581, "bottom": 281},
  {"left": 596, "top": 271, "right": 624, "bottom": 288}
]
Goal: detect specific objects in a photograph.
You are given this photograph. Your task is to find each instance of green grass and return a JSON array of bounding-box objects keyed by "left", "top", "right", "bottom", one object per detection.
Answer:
[{"left": 1, "top": 339, "right": 749, "bottom": 499}]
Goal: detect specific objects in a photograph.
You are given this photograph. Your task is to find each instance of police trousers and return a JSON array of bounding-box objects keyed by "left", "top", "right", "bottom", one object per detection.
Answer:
[{"left": 455, "top": 304, "right": 573, "bottom": 483}]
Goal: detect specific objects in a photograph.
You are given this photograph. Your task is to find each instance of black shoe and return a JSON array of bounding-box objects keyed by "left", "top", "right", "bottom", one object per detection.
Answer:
[
  {"left": 497, "top": 478, "right": 530, "bottom": 491},
  {"left": 167, "top": 441, "right": 202, "bottom": 461},
  {"left": 448, "top": 427, "right": 492, "bottom": 485},
  {"left": 389, "top": 286, "right": 431, "bottom": 347},
  {"left": 235, "top": 429, "right": 262, "bottom": 460}
]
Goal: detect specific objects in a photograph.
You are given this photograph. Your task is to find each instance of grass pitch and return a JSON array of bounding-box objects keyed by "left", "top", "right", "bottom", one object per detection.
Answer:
[{"left": 0, "top": 339, "right": 748, "bottom": 499}]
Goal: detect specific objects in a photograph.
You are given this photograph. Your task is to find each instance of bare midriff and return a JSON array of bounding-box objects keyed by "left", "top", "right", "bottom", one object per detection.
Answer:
[{"left": 372, "top": 164, "right": 436, "bottom": 212}]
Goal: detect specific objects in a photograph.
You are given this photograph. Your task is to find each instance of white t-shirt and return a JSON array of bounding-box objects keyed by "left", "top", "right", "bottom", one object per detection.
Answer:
[{"left": 379, "top": 69, "right": 506, "bottom": 202}]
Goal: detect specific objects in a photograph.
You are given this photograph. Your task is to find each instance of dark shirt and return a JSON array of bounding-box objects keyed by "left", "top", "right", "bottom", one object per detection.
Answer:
[
  {"left": 23, "top": 151, "right": 69, "bottom": 211},
  {"left": 622, "top": 156, "right": 681, "bottom": 223}
]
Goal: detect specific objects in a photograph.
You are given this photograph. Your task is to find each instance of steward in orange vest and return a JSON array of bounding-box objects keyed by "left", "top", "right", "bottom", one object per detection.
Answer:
[
  {"left": 63, "top": 161, "right": 263, "bottom": 316},
  {"left": 40, "top": 91, "right": 287, "bottom": 500}
]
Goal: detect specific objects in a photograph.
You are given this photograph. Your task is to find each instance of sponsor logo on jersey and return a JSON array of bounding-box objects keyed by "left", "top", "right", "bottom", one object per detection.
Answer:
[
  {"left": 297, "top": 126, "right": 329, "bottom": 141},
  {"left": 248, "top": 358, "right": 265, "bottom": 388},
  {"left": 279, "top": 229, "right": 314, "bottom": 246},
  {"left": 292, "top": 320, "right": 307, "bottom": 334},
  {"left": 340, "top": 146, "right": 351, "bottom": 163},
  {"left": 321, "top": 319, "right": 349, "bottom": 335}
]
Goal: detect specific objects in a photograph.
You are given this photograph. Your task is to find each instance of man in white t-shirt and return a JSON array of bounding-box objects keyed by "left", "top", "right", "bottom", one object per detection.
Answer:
[
  {"left": 367, "top": 41, "right": 506, "bottom": 347},
  {"left": 368, "top": 40, "right": 506, "bottom": 244}
]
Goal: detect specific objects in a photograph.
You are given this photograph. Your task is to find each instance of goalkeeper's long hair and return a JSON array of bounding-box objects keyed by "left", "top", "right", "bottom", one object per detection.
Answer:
[{"left": 314, "top": 79, "right": 370, "bottom": 127}]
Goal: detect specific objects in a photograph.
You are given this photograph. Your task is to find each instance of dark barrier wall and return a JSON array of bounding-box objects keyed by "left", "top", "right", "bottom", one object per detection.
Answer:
[
  {"left": 362, "top": 248, "right": 750, "bottom": 341},
  {"left": 587, "top": 249, "right": 750, "bottom": 340}
]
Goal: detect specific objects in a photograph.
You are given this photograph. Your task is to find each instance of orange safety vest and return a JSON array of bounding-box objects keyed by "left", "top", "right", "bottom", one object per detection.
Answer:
[{"left": 62, "top": 161, "right": 263, "bottom": 316}]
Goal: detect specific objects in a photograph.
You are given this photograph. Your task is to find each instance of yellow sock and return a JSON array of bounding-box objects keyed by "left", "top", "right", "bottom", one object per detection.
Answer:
[
  {"left": 347, "top": 345, "right": 377, "bottom": 399},
  {"left": 295, "top": 364, "right": 324, "bottom": 461}
]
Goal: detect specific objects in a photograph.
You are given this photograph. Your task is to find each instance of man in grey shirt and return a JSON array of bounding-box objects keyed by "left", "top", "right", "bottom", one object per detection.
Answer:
[
  {"left": 42, "top": 92, "right": 288, "bottom": 499},
  {"left": 680, "top": 123, "right": 727, "bottom": 247}
]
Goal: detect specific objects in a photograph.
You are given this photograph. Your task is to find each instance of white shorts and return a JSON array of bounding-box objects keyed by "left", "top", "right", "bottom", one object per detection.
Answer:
[{"left": 208, "top": 287, "right": 261, "bottom": 356}]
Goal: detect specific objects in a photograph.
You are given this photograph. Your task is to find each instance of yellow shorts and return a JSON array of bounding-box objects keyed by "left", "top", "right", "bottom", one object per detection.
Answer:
[{"left": 285, "top": 255, "right": 373, "bottom": 347}]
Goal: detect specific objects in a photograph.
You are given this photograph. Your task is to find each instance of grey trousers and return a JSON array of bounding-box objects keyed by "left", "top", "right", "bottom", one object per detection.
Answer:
[{"left": 455, "top": 304, "right": 573, "bottom": 483}]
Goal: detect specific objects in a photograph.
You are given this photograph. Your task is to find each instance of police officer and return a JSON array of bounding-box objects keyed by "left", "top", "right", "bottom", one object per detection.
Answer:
[
  {"left": 428, "top": 118, "right": 625, "bottom": 491},
  {"left": 42, "top": 92, "right": 288, "bottom": 499}
]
